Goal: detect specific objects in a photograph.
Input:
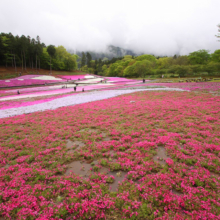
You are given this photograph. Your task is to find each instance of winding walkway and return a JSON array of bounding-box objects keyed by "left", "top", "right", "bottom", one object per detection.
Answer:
[{"left": 0, "top": 88, "right": 184, "bottom": 119}]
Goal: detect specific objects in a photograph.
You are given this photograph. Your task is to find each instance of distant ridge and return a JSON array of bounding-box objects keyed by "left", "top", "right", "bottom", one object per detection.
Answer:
[{"left": 68, "top": 45, "right": 140, "bottom": 60}]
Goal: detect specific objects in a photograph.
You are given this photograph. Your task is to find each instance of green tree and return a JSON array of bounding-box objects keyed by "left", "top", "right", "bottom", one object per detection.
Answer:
[
  {"left": 173, "top": 55, "right": 189, "bottom": 66},
  {"left": 175, "top": 65, "right": 192, "bottom": 77},
  {"left": 97, "top": 58, "right": 102, "bottom": 74},
  {"left": 204, "top": 62, "right": 220, "bottom": 75},
  {"left": 157, "top": 57, "right": 172, "bottom": 69},
  {"left": 123, "top": 65, "right": 136, "bottom": 77},
  {"left": 167, "top": 65, "right": 181, "bottom": 74},
  {"left": 40, "top": 47, "right": 50, "bottom": 69},
  {"left": 188, "top": 50, "right": 210, "bottom": 65},
  {"left": 156, "top": 69, "right": 167, "bottom": 75},
  {"left": 102, "top": 64, "right": 108, "bottom": 75},
  {"left": 29, "top": 38, "right": 36, "bottom": 69},
  {"left": 0, "top": 35, "right": 12, "bottom": 68},
  {"left": 86, "top": 52, "right": 92, "bottom": 67},
  {"left": 136, "top": 54, "right": 156, "bottom": 67},
  {"left": 64, "top": 54, "right": 77, "bottom": 70},
  {"left": 81, "top": 52, "right": 86, "bottom": 68},
  {"left": 123, "top": 55, "right": 132, "bottom": 61},
  {"left": 82, "top": 65, "right": 88, "bottom": 72},
  {"left": 135, "top": 60, "right": 153, "bottom": 78},
  {"left": 19, "top": 35, "right": 30, "bottom": 72},
  {"left": 0, "top": 37, "right": 4, "bottom": 65},
  {"left": 47, "top": 45, "right": 56, "bottom": 73},
  {"left": 211, "top": 49, "right": 220, "bottom": 63},
  {"left": 108, "top": 63, "right": 120, "bottom": 76},
  {"left": 94, "top": 59, "right": 98, "bottom": 74},
  {"left": 190, "top": 65, "right": 203, "bottom": 74}
]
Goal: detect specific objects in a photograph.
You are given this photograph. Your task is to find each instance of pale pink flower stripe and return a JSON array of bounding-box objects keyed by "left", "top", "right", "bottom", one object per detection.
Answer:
[
  {"left": 0, "top": 75, "right": 66, "bottom": 87},
  {"left": 0, "top": 84, "right": 117, "bottom": 110},
  {"left": 57, "top": 75, "right": 87, "bottom": 80},
  {"left": 146, "top": 82, "right": 220, "bottom": 91},
  {"left": 0, "top": 93, "right": 78, "bottom": 110}
]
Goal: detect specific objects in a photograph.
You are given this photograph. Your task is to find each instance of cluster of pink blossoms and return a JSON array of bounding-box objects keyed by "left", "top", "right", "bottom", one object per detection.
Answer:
[{"left": 0, "top": 90, "right": 219, "bottom": 219}]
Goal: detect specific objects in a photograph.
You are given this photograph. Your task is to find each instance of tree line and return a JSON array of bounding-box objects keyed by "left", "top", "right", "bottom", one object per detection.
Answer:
[
  {"left": 80, "top": 50, "right": 220, "bottom": 78},
  {"left": 0, "top": 32, "right": 77, "bottom": 72}
]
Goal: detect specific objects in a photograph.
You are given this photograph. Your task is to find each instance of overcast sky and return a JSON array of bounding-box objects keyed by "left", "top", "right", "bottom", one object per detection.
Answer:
[{"left": 0, "top": 0, "right": 220, "bottom": 56}]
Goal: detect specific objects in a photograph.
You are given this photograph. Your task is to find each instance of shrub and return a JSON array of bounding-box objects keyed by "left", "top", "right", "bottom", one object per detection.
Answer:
[
  {"left": 93, "top": 165, "right": 100, "bottom": 172},
  {"left": 100, "top": 159, "right": 108, "bottom": 166},
  {"left": 176, "top": 66, "right": 192, "bottom": 77},
  {"left": 156, "top": 69, "right": 167, "bottom": 75},
  {"left": 190, "top": 65, "right": 203, "bottom": 73},
  {"left": 106, "top": 176, "right": 114, "bottom": 183},
  {"left": 110, "top": 163, "right": 121, "bottom": 171}
]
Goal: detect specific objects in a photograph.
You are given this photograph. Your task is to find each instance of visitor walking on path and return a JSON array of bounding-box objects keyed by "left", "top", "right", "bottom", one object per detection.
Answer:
[
  {"left": 74, "top": 86, "right": 77, "bottom": 92},
  {"left": 17, "top": 90, "right": 20, "bottom": 95},
  {"left": 143, "top": 79, "right": 145, "bottom": 83}
]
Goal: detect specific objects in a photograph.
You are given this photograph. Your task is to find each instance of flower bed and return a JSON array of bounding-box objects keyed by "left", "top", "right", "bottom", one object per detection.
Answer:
[
  {"left": 106, "top": 77, "right": 143, "bottom": 84},
  {"left": 0, "top": 92, "right": 76, "bottom": 110},
  {"left": 58, "top": 75, "right": 88, "bottom": 80},
  {"left": 0, "top": 84, "right": 115, "bottom": 104},
  {"left": 0, "top": 90, "right": 219, "bottom": 219},
  {"left": 147, "top": 82, "right": 220, "bottom": 92},
  {"left": 0, "top": 75, "right": 65, "bottom": 88}
]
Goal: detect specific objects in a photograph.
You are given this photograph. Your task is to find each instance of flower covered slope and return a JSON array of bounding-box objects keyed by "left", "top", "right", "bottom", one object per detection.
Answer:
[
  {"left": 0, "top": 90, "right": 219, "bottom": 219},
  {"left": 147, "top": 82, "right": 220, "bottom": 93},
  {"left": 0, "top": 75, "right": 142, "bottom": 110},
  {"left": 0, "top": 75, "right": 66, "bottom": 88},
  {"left": 57, "top": 75, "right": 92, "bottom": 80}
]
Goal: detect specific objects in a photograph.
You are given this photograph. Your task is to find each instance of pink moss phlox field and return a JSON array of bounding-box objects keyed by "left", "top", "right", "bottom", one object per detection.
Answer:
[
  {"left": 147, "top": 82, "right": 220, "bottom": 92},
  {"left": 57, "top": 75, "right": 88, "bottom": 80},
  {"left": 0, "top": 92, "right": 78, "bottom": 110},
  {"left": 0, "top": 84, "right": 115, "bottom": 110},
  {"left": 0, "top": 75, "right": 66, "bottom": 88},
  {"left": 0, "top": 90, "right": 220, "bottom": 219},
  {"left": 105, "top": 77, "right": 143, "bottom": 84}
]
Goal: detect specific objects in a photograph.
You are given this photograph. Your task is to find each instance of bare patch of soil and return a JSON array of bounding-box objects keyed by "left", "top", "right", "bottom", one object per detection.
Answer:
[
  {"left": 172, "top": 189, "right": 183, "bottom": 196},
  {"left": 66, "top": 139, "right": 85, "bottom": 153},
  {"left": 107, "top": 171, "right": 127, "bottom": 192},
  {"left": 65, "top": 161, "right": 92, "bottom": 177},
  {"left": 3, "top": 164, "right": 10, "bottom": 169},
  {"left": 153, "top": 146, "right": 170, "bottom": 165}
]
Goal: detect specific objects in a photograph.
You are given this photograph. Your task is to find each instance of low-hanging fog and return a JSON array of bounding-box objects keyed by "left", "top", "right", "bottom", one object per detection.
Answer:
[{"left": 0, "top": 0, "right": 220, "bottom": 56}]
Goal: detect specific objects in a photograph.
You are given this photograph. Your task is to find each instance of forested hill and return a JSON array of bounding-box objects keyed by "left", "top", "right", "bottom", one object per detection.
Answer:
[{"left": 0, "top": 33, "right": 77, "bottom": 72}]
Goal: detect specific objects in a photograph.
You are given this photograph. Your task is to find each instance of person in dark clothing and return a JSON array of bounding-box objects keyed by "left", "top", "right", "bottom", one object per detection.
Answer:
[
  {"left": 143, "top": 79, "right": 145, "bottom": 83},
  {"left": 74, "top": 86, "right": 76, "bottom": 91},
  {"left": 82, "top": 88, "right": 84, "bottom": 92},
  {"left": 17, "top": 90, "right": 20, "bottom": 95}
]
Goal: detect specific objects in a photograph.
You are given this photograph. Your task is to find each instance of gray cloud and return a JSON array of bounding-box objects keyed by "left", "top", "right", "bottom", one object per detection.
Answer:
[{"left": 0, "top": 0, "right": 220, "bottom": 56}]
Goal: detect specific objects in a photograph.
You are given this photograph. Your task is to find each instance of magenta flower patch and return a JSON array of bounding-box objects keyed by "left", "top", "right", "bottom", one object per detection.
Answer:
[{"left": 0, "top": 88, "right": 219, "bottom": 219}]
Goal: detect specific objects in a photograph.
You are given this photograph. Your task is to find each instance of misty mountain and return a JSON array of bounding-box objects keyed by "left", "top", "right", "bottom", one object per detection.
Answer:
[{"left": 68, "top": 45, "right": 140, "bottom": 61}]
